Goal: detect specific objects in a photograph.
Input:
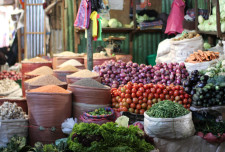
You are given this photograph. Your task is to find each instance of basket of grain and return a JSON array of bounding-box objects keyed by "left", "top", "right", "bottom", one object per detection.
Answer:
[
  {"left": 66, "top": 69, "right": 101, "bottom": 85},
  {"left": 24, "top": 75, "right": 67, "bottom": 91},
  {"left": 53, "top": 65, "right": 79, "bottom": 82},
  {"left": 53, "top": 51, "right": 85, "bottom": 69},
  {"left": 68, "top": 78, "right": 111, "bottom": 120},
  {"left": 26, "top": 85, "right": 72, "bottom": 145}
]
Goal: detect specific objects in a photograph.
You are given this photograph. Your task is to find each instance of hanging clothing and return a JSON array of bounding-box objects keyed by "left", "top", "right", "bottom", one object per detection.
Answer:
[
  {"left": 97, "top": 16, "right": 102, "bottom": 41},
  {"left": 90, "top": 11, "right": 98, "bottom": 38}
]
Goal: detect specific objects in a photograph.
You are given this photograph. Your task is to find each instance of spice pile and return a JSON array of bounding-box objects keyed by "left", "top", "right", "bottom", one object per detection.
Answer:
[
  {"left": 0, "top": 102, "right": 28, "bottom": 120},
  {"left": 55, "top": 65, "right": 79, "bottom": 72},
  {"left": 0, "top": 71, "right": 22, "bottom": 81},
  {"left": 186, "top": 50, "right": 219, "bottom": 63},
  {"left": 26, "top": 66, "right": 53, "bottom": 75},
  {"left": 29, "top": 85, "right": 70, "bottom": 94},
  {"left": 25, "top": 75, "right": 65, "bottom": 86},
  {"left": 73, "top": 78, "right": 108, "bottom": 89},
  {"left": 68, "top": 69, "right": 99, "bottom": 78},
  {"left": 0, "top": 79, "right": 20, "bottom": 94},
  {"left": 54, "top": 51, "right": 85, "bottom": 57},
  {"left": 173, "top": 32, "right": 200, "bottom": 41},
  {"left": 22, "top": 57, "right": 49, "bottom": 63},
  {"left": 58, "top": 59, "right": 82, "bottom": 67}
]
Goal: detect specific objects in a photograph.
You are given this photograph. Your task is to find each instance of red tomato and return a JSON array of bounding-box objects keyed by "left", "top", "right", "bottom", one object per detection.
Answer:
[
  {"left": 133, "top": 98, "right": 138, "bottom": 104},
  {"left": 122, "top": 101, "right": 129, "bottom": 108},
  {"left": 133, "top": 84, "right": 139, "bottom": 89},
  {"left": 147, "top": 100, "right": 152, "bottom": 105},
  {"left": 154, "top": 93, "right": 159, "bottom": 99},
  {"left": 127, "top": 84, "right": 132, "bottom": 90},
  {"left": 112, "top": 102, "right": 116, "bottom": 107},
  {"left": 180, "top": 87, "right": 184, "bottom": 91},
  {"left": 125, "top": 89, "right": 131, "bottom": 94},
  {"left": 136, "top": 91, "right": 142, "bottom": 97},
  {"left": 144, "top": 84, "right": 149, "bottom": 89},
  {"left": 180, "top": 95, "right": 184, "bottom": 100},
  {"left": 141, "top": 103, "right": 147, "bottom": 109},
  {"left": 166, "top": 86, "right": 171, "bottom": 91},
  {"left": 138, "top": 83, "right": 144, "bottom": 87},
  {"left": 163, "top": 89, "right": 168, "bottom": 95},
  {"left": 151, "top": 88, "right": 156, "bottom": 93},
  {"left": 131, "top": 93, "right": 136, "bottom": 98},
  {"left": 128, "top": 108, "right": 135, "bottom": 113},
  {"left": 138, "top": 100, "right": 143, "bottom": 104},
  {"left": 148, "top": 83, "right": 154, "bottom": 88},
  {"left": 172, "top": 86, "right": 176, "bottom": 91},
  {"left": 118, "top": 98, "right": 122, "bottom": 103},
  {"left": 175, "top": 85, "right": 180, "bottom": 90},
  {"left": 143, "top": 97, "right": 147, "bottom": 103},
  {"left": 170, "top": 96, "right": 175, "bottom": 101},
  {"left": 115, "top": 103, "right": 119, "bottom": 108},
  {"left": 125, "top": 94, "right": 131, "bottom": 98},
  {"left": 138, "top": 96, "right": 143, "bottom": 100},
  {"left": 114, "top": 91, "right": 118, "bottom": 96},
  {"left": 165, "top": 94, "right": 170, "bottom": 100},
  {"left": 135, "top": 109, "right": 139, "bottom": 114},
  {"left": 187, "top": 104, "right": 191, "bottom": 108},
  {"left": 175, "top": 96, "right": 180, "bottom": 101},
  {"left": 139, "top": 87, "right": 145, "bottom": 92},
  {"left": 132, "top": 88, "right": 137, "bottom": 93},
  {"left": 127, "top": 81, "right": 133, "bottom": 85},
  {"left": 179, "top": 90, "right": 184, "bottom": 95},
  {"left": 169, "top": 91, "right": 173, "bottom": 96},
  {"left": 174, "top": 90, "right": 179, "bottom": 96},
  {"left": 184, "top": 94, "right": 189, "bottom": 99},
  {"left": 136, "top": 104, "right": 141, "bottom": 110},
  {"left": 159, "top": 84, "right": 165, "bottom": 89},
  {"left": 143, "top": 92, "right": 148, "bottom": 98},
  {"left": 122, "top": 106, "right": 128, "bottom": 112},
  {"left": 126, "top": 98, "right": 132, "bottom": 104},
  {"left": 147, "top": 105, "right": 152, "bottom": 110},
  {"left": 148, "top": 93, "right": 154, "bottom": 100},
  {"left": 156, "top": 88, "right": 162, "bottom": 94},
  {"left": 146, "top": 89, "right": 150, "bottom": 94},
  {"left": 183, "top": 99, "right": 188, "bottom": 104},
  {"left": 159, "top": 94, "right": 165, "bottom": 100},
  {"left": 139, "top": 109, "right": 145, "bottom": 115},
  {"left": 178, "top": 101, "right": 183, "bottom": 105},
  {"left": 183, "top": 104, "right": 187, "bottom": 109},
  {"left": 188, "top": 98, "right": 192, "bottom": 103},
  {"left": 122, "top": 98, "right": 126, "bottom": 103},
  {"left": 121, "top": 93, "right": 125, "bottom": 98},
  {"left": 121, "top": 87, "right": 126, "bottom": 93},
  {"left": 130, "top": 103, "right": 136, "bottom": 108}
]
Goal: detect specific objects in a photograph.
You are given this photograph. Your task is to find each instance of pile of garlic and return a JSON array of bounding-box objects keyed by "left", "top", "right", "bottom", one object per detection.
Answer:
[
  {"left": 0, "top": 102, "right": 28, "bottom": 120},
  {"left": 0, "top": 78, "right": 19, "bottom": 94}
]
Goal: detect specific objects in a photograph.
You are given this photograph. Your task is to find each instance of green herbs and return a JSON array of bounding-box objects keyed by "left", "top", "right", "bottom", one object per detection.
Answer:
[
  {"left": 67, "top": 122, "right": 154, "bottom": 152},
  {"left": 195, "top": 120, "right": 225, "bottom": 136},
  {"left": 88, "top": 108, "right": 112, "bottom": 116},
  {"left": 146, "top": 100, "right": 190, "bottom": 118}
]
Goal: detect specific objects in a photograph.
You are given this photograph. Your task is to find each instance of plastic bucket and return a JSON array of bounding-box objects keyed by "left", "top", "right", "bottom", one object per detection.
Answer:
[{"left": 147, "top": 54, "right": 157, "bottom": 66}]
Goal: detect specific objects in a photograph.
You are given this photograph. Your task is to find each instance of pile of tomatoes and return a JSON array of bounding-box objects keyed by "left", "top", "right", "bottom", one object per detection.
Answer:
[{"left": 111, "top": 82, "right": 192, "bottom": 115}]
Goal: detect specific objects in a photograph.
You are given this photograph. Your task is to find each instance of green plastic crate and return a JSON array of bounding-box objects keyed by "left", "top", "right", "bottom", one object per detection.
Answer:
[{"left": 147, "top": 54, "right": 157, "bottom": 66}]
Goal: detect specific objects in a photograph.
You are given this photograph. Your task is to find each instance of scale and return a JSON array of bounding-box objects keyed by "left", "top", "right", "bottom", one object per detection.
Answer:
[{"left": 103, "top": 36, "right": 126, "bottom": 54}]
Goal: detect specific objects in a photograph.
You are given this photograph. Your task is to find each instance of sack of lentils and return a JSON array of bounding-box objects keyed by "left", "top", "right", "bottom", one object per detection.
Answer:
[
  {"left": 53, "top": 65, "right": 79, "bottom": 82},
  {"left": 24, "top": 74, "right": 67, "bottom": 90},
  {"left": 66, "top": 69, "right": 100, "bottom": 84},
  {"left": 68, "top": 78, "right": 111, "bottom": 119}
]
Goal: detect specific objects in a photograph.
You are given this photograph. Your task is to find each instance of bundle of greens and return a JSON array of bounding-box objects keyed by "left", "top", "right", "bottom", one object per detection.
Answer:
[
  {"left": 145, "top": 100, "right": 190, "bottom": 118},
  {"left": 67, "top": 122, "right": 154, "bottom": 152}
]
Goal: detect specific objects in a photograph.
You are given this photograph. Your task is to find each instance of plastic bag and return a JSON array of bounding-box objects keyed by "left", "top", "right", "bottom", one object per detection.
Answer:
[
  {"left": 61, "top": 118, "right": 78, "bottom": 135},
  {"left": 144, "top": 112, "right": 195, "bottom": 139},
  {"left": 165, "top": 0, "right": 185, "bottom": 35}
]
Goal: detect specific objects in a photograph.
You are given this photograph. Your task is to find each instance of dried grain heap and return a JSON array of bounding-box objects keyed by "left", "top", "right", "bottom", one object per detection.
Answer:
[
  {"left": 22, "top": 57, "right": 49, "bottom": 63},
  {"left": 55, "top": 65, "right": 79, "bottom": 72},
  {"left": 73, "top": 78, "right": 108, "bottom": 89},
  {"left": 0, "top": 79, "right": 19, "bottom": 93},
  {"left": 54, "top": 51, "right": 85, "bottom": 57},
  {"left": 26, "top": 66, "right": 53, "bottom": 75},
  {"left": 58, "top": 59, "right": 82, "bottom": 67},
  {"left": 29, "top": 85, "right": 70, "bottom": 93},
  {"left": 25, "top": 75, "right": 64, "bottom": 86},
  {"left": 68, "top": 69, "right": 99, "bottom": 78}
]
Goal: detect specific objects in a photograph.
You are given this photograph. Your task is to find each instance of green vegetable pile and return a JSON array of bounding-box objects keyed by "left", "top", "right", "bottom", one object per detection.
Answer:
[
  {"left": 195, "top": 120, "right": 225, "bottom": 136},
  {"left": 146, "top": 100, "right": 190, "bottom": 118},
  {"left": 67, "top": 122, "right": 154, "bottom": 152},
  {"left": 87, "top": 108, "right": 112, "bottom": 116}
]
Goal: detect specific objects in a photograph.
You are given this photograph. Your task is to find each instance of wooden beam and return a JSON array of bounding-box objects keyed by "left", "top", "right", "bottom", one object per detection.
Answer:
[
  {"left": 24, "top": 0, "right": 27, "bottom": 59},
  {"left": 87, "top": 21, "right": 93, "bottom": 70}
]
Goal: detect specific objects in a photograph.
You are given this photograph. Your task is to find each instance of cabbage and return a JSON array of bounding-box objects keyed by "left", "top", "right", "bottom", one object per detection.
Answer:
[
  {"left": 108, "top": 18, "right": 118, "bottom": 28},
  {"left": 221, "top": 21, "right": 225, "bottom": 32},
  {"left": 101, "top": 18, "right": 109, "bottom": 28},
  {"left": 204, "top": 42, "right": 211, "bottom": 50},
  {"left": 115, "top": 116, "right": 129, "bottom": 128},
  {"left": 198, "top": 23, "right": 204, "bottom": 31},
  {"left": 210, "top": 23, "right": 217, "bottom": 31},
  {"left": 198, "top": 15, "right": 204, "bottom": 24},
  {"left": 209, "top": 15, "right": 216, "bottom": 23},
  {"left": 117, "top": 22, "right": 122, "bottom": 27},
  {"left": 203, "top": 20, "right": 211, "bottom": 31}
]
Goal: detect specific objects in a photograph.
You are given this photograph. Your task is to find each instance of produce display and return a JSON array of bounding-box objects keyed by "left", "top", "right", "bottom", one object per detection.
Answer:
[
  {"left": 204, "top": 61, "right": 225, "bottom": 77},
  {"left": 29, "top": 85, "right": 70, "bottom": 94},
  {"left": 185, "top": 50, "right": 219, "bottom": 63},
  {"left": 94, "top": 60, "right": 189, "bottom": 88},
  {"left": 58, "top": 59, "right": 82, "bottom": 68},
  {"left": 111, "top": 82, "right": 192, "bottom": 114},
  {"left": 0, "top": 79, "right": 20, "bottom": 94},
  {"left": 55, "top": 65, "right": 79, "bottom": 72},
  {"left": 22, "top": 57, "right": 49, "bottom": 63},
  {"left": 67, "top": 69, "right": 99, "bottom": 78},
  {"left": 172, "top": 32, "right": 200, "bottom": 41},
  {"left": 73, "top": 78, "right": 108, "bottom": 89},
  {"left": 0, "top": 102, "right": 28, "bottom": 120},
  {"left": 68, "top": 122, "right": 155, "bottom": 152},
  {"left": 102, "top": 18, "right": 123, "bottom": 28},
  {"left": 145, "top": 100, "right": 190, "bottom": 118},
  {"left": 87, "top": 108, "right": 112, "bottom": 116},
  {"left": 182, "top": 70, "right": 209, "bottom": 95},
  {"left": 54, "top": 51, "right": 85, "bottom": 57},
  {"left": 0, "top": 71, "right": 22, "bottom": 81},
  {"left": 26, "top": 66, "right": 53, "bottom": 75}
]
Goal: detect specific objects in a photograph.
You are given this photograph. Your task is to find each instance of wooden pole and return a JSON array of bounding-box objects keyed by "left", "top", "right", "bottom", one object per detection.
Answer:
[{"left": 87, "top": 21, "right": 93, "bottom": 70}]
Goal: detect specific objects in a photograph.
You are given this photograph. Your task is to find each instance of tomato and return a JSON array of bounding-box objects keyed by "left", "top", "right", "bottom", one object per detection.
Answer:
[
  {"left": 171, "top": 86, "right": 176, "bottom": 91},
  {"left": 148, "top": 83, "right": 154, "bottom": 88},
  {"left": 131, "top": 93, "right": 136, "bottom": 98},
  {"left": 156, "top": 88, "right": 162, "bottom": 94},
  {"left": 152, "top": 98, "right": 157, "bottom": 104},
  {"left": 147, "top": 100, "right": 152, "bottom": 105},
  {"left": 118, "top": 98, "right": 122, "bottom": 102},
  {"left": 187, "top": 104, "right": 191, "bottom": 108},
  {"left": 178, "top": 101, "right": 183, "bottom": 105},
  {"left": 151, "top": 88, "right": 156, "bottom": 93},
  {"left": 133, "top": 98, "right": 138, "bottom": 104},
  {"left": 126, "top": 98, "right": 132, "bottom": 104},
  {"left": 180, "top": 87, "right": 184, "bottom": 91},
  {"left": 115, "top": 103, "right": 119, "bottom": 108},
  {"left": 174, "top": 90, "right": 179, "bottom": 96},
  {"left": 121, "top": 93, "right": 125, "bottom": 98},
  {"left": 136, "top": 104, "right": 141, "bottom": 110},
  {"left": 154, "top": 93, "right": 159, "bottom": 99},
  {"left": 148, "top": 93, "right": 154, "bottom": 100},
  {"left": 136, "top": 91, "right": 142, "bottom": 97},
  {"left": 121, "top": 106, "right": 128, "bottom": 112},
  {"left": 143, "top": 97, "right": 147, "bottom": 103},
  {"left": 175, "top": 96, "right": 180, "bottom": 101},
  {"left": 165, "top": 94, "right": 170, "bottom": 100},
  {"left": 138, "top": 83, "right": 144, "bottom": 87},
  {"left": 184, "top": 94, "right": 189, "bottom": 99},
  {"left": 141, "top": 103, "right": 147, "bottom": 109},
  {"left": 143, "top": 92, "right": 148, "bottom": 98},
  {"left": 146, "top": 89, "right": 150, "bottom": 94},
  {"left": 112, "top": 102, "right": 116, "bottom": 107},
  {"left": 166, "top": 86, "right": 171, "bottom": 91},
  {"left": 139, "top": 87, "right": 145, "bottom": 92},
  {"left": 112, "top": 97, "right": 116, "bottom": 103},
  {"left": 180, "top": 94, "right": 184, "bottom": 100},
  {"left": 144, "top": 84, "right": 149, "bottom": 89},
  {"left": 122, "top": 98, "right": 126, "bottom": 103},
  {"left": 163, "top": 89, "right": 168, "bottom": 95},
  {"left": 135, "top": 109, "right": 139, "bottom": 114},
  {"left": 127, "top": 84, "right": 132, "bottom": 90},
  {"left": 125, "top": 94, "right": 131, "bottom": 98},
  {"left": 127, "top": 81, "right": 133, "bottom": 86},
  {"left": 138, "top": 100, "right": 143, "bottom": 104},
  {"left": 132, "top": 88, "right": 137, "bottom": 93},
  {"left": 123, "top": 101, "right": 129, "bottom": 108},
  {"left": 113, "top": 91, "right": 118, "bottom": 96},
  {"left": 129, "top": 108, "right": 135, "bottom": 113},
  {"left": 125, "top": 89, "right": 131, "bottom": 94},
  {"left": 175, "top": 85, "right": 180, "bottom": 90},
  {"left": 138, "top": 96, "right": 143, "bottom": 100},
  {"left": 121, "top": 87, "right": 126, "bottom": 93},
  {"left": 159, "top": 84, "right": 165, "bottom": 89},
  {"left": 130, "top": 103, "right": 136, "bottom": 108},
  {"left": 159, "top": 94, "right": 165, "bottom": 100},
  {"left": 179, "top": 90, "right": 184, "bottom": 95},
  {"left": 183, "top": 104, "right": 187, "bottom": 109},
  {"left": 157, "top": 98, "right": 162, "bottom": 103},
  {"left": 147, "top": 105, "right": 152, "bottom": 110},
  {"left": 169, "top": 91, "right": 173, "bottom": 96},
  {"left": 183, "top": 98, "right": 188, "bottom": 104},
  {"left": 139, "top": 109, "right": 145, "bottom": 115},
  {"left": 188, "top": 98, "right": 192, "bottom": 103},
  {"left": 170, "top": 96, "right": 175, "bottom": 101}
]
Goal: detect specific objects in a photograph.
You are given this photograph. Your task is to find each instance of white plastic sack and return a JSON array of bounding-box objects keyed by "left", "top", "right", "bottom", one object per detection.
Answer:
[
  {"left": 156, "top": 39, "right": 171, "bottom": 57},
  {"left": 0, "top": 119, "right": 28, "bottom": 147},
  {"left": 144, "top": 112, "right": 195, "bottom": 139},
  {"left": 61, "top": 118, "right": 77, "bottom": 135},
  {"left": 185, "top": 60, "right": 218, "bottom": 74}
]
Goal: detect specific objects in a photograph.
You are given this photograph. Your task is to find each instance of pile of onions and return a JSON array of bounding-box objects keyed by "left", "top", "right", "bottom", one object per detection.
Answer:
[{"left": 93, "top": 60, "right": 189, "bottom": 88}]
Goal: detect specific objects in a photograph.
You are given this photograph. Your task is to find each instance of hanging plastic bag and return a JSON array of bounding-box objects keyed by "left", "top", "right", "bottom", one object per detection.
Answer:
[{"left": 165, "top": 0, "right": 185, "bottom": 35}]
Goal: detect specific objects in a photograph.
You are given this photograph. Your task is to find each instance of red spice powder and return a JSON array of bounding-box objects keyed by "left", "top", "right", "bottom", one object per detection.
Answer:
[{"left": 29, "top": 85, "right": 70, "bottom": 93}]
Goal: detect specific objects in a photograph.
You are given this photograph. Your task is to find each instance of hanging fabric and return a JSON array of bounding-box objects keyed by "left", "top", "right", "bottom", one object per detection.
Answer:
[
  {"left": 97, "top": 16, "right": 102, "bottom": 41},
  {"left": 90, "top": 11, "right": 98, "bottom": 38}
]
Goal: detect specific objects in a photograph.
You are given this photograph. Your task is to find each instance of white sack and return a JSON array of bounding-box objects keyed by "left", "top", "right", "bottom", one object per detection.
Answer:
[{"left": 185, "top": 60, "right": 218, "bottom": 74}]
